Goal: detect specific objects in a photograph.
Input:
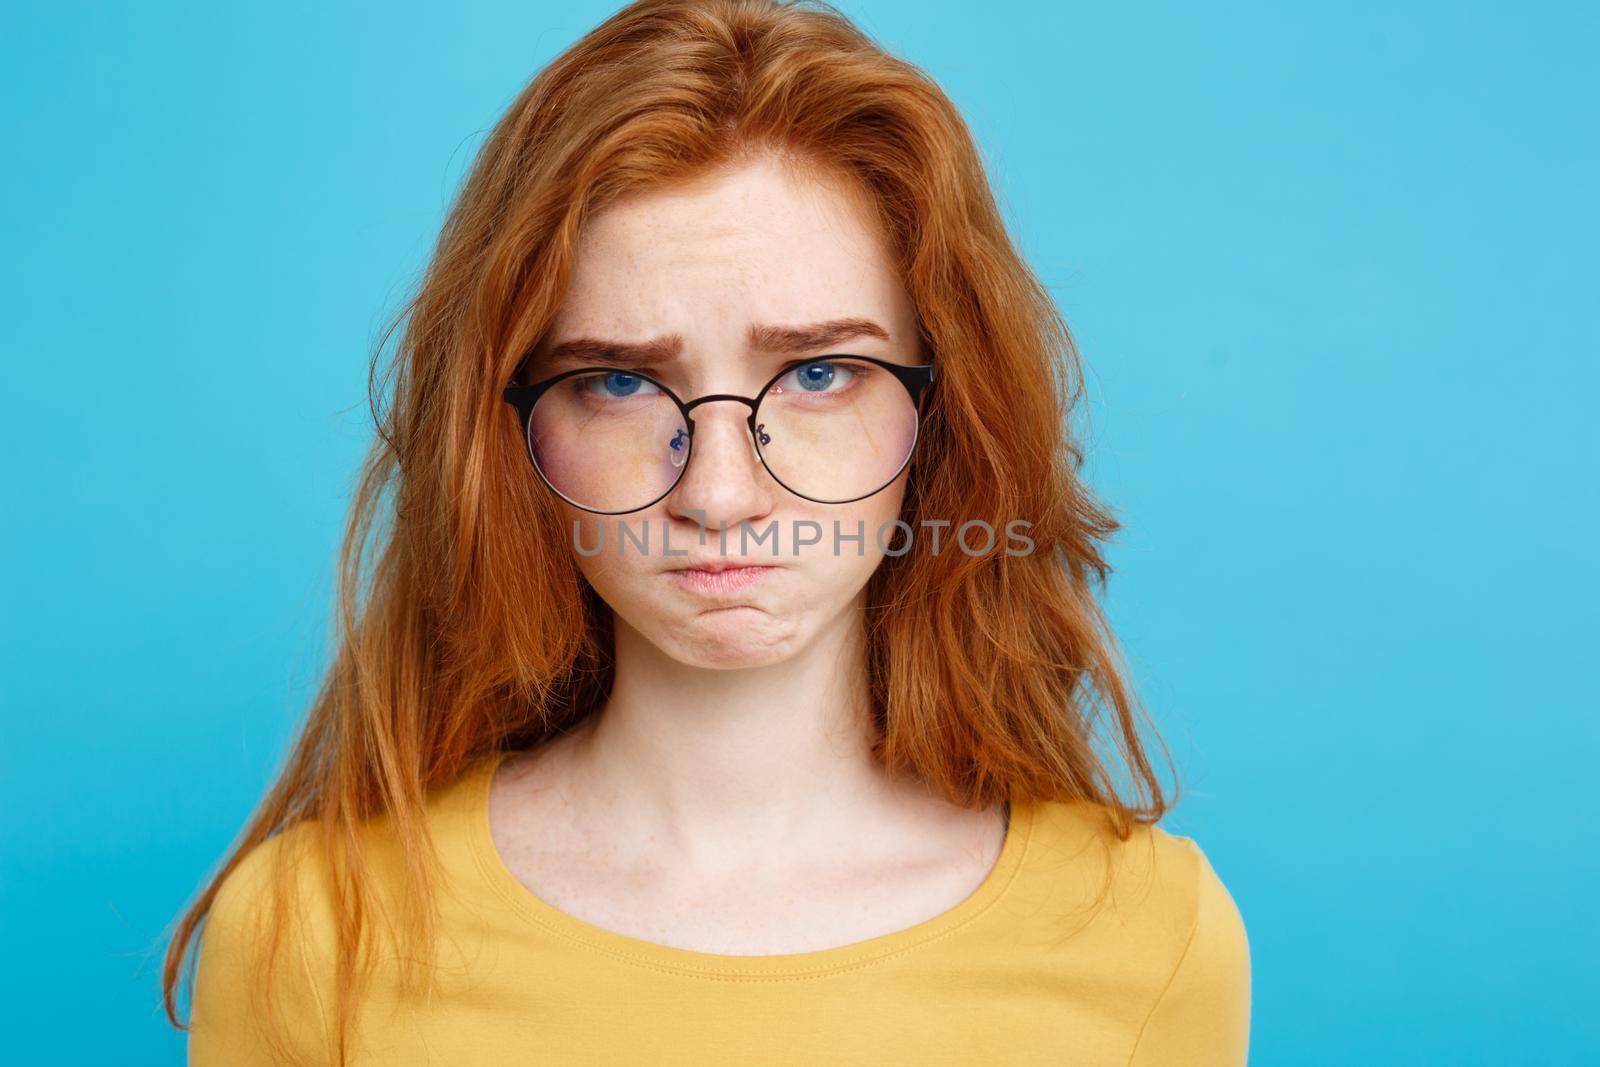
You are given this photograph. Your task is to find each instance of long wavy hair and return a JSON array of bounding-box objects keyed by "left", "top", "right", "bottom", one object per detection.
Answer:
[{"left": 162, "top": 0, "right": 1179, "bottom": 1061}]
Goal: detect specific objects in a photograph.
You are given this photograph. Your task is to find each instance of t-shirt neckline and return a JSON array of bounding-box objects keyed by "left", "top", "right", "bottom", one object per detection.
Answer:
[{"left": 463, "top": 747, "right": 1034, "bottom": 979}]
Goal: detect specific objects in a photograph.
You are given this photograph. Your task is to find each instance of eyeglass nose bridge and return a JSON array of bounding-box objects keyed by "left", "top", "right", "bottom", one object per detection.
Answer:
[
  {"left": 677, "top": 392, "right": 769, "bottom": 445},
  {"left": 680, "top": 392, "right": 758, "bottom": 422}
]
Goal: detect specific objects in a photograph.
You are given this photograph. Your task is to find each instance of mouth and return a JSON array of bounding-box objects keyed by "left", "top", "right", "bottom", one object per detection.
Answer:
[{"left": 665, "top": 559, "right": 781, "bottom": 596}]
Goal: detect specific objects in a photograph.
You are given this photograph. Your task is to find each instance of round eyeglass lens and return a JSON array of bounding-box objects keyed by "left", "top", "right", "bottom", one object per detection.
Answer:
[
  {"left": 527, "top": 370, "right": 689, "bottom": 512},
  {"left": 753, "top": 358, "right": 920, "bottom": 503}
]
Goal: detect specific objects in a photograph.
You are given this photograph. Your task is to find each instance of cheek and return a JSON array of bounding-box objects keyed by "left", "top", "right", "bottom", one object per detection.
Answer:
[
  {"left": 531, "top": 402, "right": 688, "bottom": 514},
  {"left": 801, "top": 478, "right": 909, "bottom": 577},
  {"left": 562, "top": 513, "right": 645, "bottom": 600}
]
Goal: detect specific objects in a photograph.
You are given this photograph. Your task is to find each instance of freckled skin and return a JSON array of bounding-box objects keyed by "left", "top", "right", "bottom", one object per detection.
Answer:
[
  {"left": 547, "top": 154, "right": 925, "bottom": 669},
  {"left": 532, "top": 389, "right": 685, "bottom": 511},
  {"left": 755, "top": 369, "right": 917, "bottom": 501}
]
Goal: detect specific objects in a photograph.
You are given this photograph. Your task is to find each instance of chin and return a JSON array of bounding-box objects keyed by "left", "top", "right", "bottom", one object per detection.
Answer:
[{"left": 652, "top": 609, "right": 805, "bottom": 669}]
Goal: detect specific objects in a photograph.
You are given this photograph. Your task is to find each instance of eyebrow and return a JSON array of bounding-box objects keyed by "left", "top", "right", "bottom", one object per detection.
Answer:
[
  {"left": 750, "top": 317, "right": 892, "bottom": 353},
  {"left": 538, "top": 317, "right": 893, "bottom": 371}
]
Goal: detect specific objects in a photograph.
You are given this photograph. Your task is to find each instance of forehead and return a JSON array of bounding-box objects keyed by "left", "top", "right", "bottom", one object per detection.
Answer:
[{"left": 551, "top": 155, "right": 916, "bottom": 344}]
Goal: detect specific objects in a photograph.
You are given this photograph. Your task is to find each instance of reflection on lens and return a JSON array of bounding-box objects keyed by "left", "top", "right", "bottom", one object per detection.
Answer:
[
  {"left": 754, "top": 358, "right": 919, "bottom": 502},
  {"left": 528, "top": 370, "right": 688, "bottom": 512}
]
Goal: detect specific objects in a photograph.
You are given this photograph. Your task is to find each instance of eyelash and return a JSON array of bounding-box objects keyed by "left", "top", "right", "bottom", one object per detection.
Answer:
[
  {"left": 601, "top": 356, "right": 844, "bottom": 386},
  {"left": 777, "top": 357, "right": 822, "bottom": 376}
]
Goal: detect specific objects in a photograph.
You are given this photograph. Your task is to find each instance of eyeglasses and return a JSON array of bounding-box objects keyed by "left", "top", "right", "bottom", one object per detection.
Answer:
[{"left": 502, "top": 355, "right": 936, "bottom": 515}]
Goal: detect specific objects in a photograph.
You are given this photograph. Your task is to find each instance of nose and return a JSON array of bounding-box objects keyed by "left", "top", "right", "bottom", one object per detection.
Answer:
[{"left": 664, "top": 398, "right": 775, "bottom": 535}]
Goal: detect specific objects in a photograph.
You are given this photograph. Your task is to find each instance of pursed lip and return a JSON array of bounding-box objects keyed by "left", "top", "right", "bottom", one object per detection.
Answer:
[
  {"left": 664, "top": 557, "right": 783, "bottom": 573},
  {"left": 664, "top": 558, "right": 782, "bottom": 598}
]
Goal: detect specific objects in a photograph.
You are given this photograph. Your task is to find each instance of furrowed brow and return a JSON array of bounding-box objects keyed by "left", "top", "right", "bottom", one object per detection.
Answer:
[
  {"left": 532, "top": 317, "right": 891, "bottom": 375},
  {"left": 540, "top": 334, "right": 686, "bottom": 371},
  {"left": 748, "top": 318, "right": 892, "bottom": 353}
]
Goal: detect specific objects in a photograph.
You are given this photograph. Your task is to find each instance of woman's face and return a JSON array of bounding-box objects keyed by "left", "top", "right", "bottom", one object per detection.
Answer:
[{"left": 526, "top": 153, "right": 926, "bottom": 669}]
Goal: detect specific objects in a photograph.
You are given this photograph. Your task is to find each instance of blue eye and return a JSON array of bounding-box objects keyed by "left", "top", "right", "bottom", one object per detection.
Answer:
[
  {"left": 780, "top": 360, "right": 854, "bottom": 393},
  {"left": 579, "top": 371, "right": 661, "bottom": 399},
  {"left": 603, "top": 372, "right": 641, "bottom": 396}
]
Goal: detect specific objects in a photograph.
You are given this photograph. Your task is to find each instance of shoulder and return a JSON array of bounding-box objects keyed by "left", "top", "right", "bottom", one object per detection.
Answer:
[
  {"left": 200, "top": 820, "right": 330, "bottom": 964},
  {"left": 1126, "top": 826, "right": 1252, "bottom": 1064},
  {"left": 1133, "top": 824, "right": 1252, "bottom": 1002},
  {"left": 1025, "top": 798, "right": 1247, "bottom": 930},
  {"left": 189, "top": 821, "right": 340, "bottom": 1064},
  {"left": 1019, "top": 800, "right": 1252, "bottom": 1064},
  {"left": 190, "top": 758, "right": 499, "bottom": 1059}
]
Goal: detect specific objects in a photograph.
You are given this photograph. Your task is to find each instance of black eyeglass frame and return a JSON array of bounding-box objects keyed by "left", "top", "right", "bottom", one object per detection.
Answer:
[{"left": 501, "top": 354, "right": 936, "bottom": 515}]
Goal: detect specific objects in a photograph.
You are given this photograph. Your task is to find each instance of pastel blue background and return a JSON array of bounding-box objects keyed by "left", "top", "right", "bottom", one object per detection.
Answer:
[{"left": 3, "top": 2, "right": 1594, "bottom": 1063}]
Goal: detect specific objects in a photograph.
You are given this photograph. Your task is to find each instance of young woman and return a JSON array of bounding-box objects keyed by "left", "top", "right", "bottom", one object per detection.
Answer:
[{"left": 166, "top": 1, "right": 1251, "bottom": 1063}]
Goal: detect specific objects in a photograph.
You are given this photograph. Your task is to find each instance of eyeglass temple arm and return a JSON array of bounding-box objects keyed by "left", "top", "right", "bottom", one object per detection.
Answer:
[
  {"left": 885, "top": 359, "right": 936, "bottom": 406},
  {"left": 502, "top": 380, "right": 551, "bottom": 422}
]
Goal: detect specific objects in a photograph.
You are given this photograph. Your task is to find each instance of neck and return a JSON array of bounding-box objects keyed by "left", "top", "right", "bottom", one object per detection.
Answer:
[{"left": 562, "top": 598, "right": 914, "bottom": 869}]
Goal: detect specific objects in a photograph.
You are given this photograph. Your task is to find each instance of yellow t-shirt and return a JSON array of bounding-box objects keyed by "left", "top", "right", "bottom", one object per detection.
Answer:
[{"left": 189, "top": 749, "right": 1251, "bottom": 1065}]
